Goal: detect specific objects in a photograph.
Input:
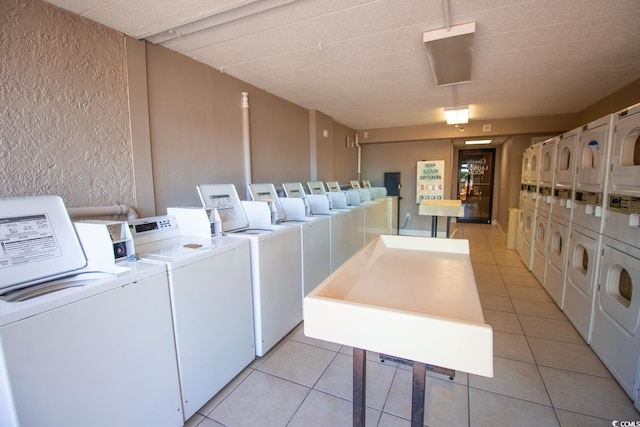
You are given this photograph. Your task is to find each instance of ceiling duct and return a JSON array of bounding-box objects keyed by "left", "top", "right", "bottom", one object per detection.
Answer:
[{"left": 423, "top": 22, "right": 475, "bottom": 86}]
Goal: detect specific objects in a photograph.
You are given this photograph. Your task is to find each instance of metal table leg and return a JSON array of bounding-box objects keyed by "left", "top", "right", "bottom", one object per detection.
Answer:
[
  {"left": 353, "top": 348, "right": 366, "bottom": 427},
  {"left": 411, "top": 362, "right": 427, "bottom": 427},
  {"left": 431, "top": 216, "right": 438, "bottom": 237}
]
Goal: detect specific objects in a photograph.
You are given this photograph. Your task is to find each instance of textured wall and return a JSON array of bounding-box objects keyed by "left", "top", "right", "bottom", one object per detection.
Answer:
[{"left": 0, "top": 0, "right": 133, "bottom": 208}]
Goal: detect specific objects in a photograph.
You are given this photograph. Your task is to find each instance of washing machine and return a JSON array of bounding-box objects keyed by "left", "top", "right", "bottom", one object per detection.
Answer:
[
  {"left": 128, "top": 212, "right": 255, "bottom": 421},
  {"left": 563, "top": 223, "right": 603, "bottom": 343},
  {"left": 251, "top": 182, "right": 331, "bottom": 299},
  {"left": 572, "top": 114, "right": 614, "bottom": 235},
  {"left": 590, "top": 236, "right": 640, "bottom": 402},
  {"left": 551, "top": 128, "right": 580, "bottom": 223},
  {"left": 0, "top": 196, "right": 183, "bottom": 427},
  {"left": 327, "top": 188, "right": 365, "bottom": 269},
  {"left": 197, "top": 183, "right": 302, "bottom": 357}
]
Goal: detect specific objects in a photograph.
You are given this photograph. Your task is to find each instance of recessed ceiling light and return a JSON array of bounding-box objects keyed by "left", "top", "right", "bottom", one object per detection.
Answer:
[{"left": 465, "top": 140, "right": 492, "bottom": 145}]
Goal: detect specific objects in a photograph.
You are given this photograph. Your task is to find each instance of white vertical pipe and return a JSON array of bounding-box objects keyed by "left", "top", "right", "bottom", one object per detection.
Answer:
[
  {"left": 241, "top": 92, "right": 252, "bottom": 199},
  {"left": 354, "top": 133, "right": 361, "bottom": 181}
]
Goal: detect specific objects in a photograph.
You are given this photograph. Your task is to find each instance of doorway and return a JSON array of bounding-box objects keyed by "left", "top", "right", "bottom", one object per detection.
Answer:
[{"left": 457, "top": 149, "right": 495, "bottom": 223}]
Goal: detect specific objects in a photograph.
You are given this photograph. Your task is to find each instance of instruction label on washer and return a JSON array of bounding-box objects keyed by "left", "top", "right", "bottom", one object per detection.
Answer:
[
  {"left": 0, "top": 214, "right": 62, "bottom": 268},
  {"left": 206, "top": 195, "right": 238, "bottom": 221}
]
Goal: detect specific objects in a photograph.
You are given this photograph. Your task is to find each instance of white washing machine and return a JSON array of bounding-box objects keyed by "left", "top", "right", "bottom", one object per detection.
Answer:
[
  {"left": 591, "top": 236, "right": 640, "bottom": 402},
  {"left": 551, "top": 128, "right": 580, "bottom": 223},
  {"left": 0, "top": 196, "right": 182, "bottom": 427},
  {"left": 327, "top": 189, "right": 365, "bottom": 270},
  {"left": 544, "top": 215, "right": 570, "bottom": 308},
  {"left": 563, "top": 223, "right": 602, "bottom": 343},
  {"left": 251, "top": 182, "right": 331, "bottom": 300},
  {"left": 197, "top": 183, "right": 302, "bottom": 357},
  {"left": 128, "top": 213, "right": 255, "bottom": 421},
  {"left": 572, "top": 114, "right": 614, "bottom": 234}
]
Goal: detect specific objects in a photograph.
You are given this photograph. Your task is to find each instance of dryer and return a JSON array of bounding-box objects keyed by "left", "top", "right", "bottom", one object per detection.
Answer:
[
  {"left": 590, "top": 236, "right": 640, "bottom": 402},
  {"left": 608, "top": 103, "right": 640, "bottom": 199},
  {"left": 545, "top": 215, "right": 570, "bottom": 307},
  {"left": 531, "top": 208, "right": 550, "bottom": 285},
  {"left": 197, "top": 183, "right": 302, "bottom": 357},
  {"left": 605, "top": 103, "right": 640, "bottom": 246},
  {"left": 519, "top": 204, "right": 536, "bottom": 271},
  {"left": 0, "top": 196, "right": 182, "bottom": 427},
  {"left": 128, "top": 213, "right": 255, "bottom": 421},
  {"left": 572, "top": 114, "right": 614, "bottom": 234},
  {"left": 537, "top": 137, "right": 557, "bottom": 217},
  {"left": 551, "top": 128, "right": 580, "bottom": 223},
  {"left": 563, "top": 223, "right": 602, "bottom": 343}
]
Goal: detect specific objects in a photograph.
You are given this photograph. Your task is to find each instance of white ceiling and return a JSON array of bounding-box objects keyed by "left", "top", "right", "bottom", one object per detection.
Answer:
[{"left": 44, "top": 0, "right": 640, "bottom": 130}]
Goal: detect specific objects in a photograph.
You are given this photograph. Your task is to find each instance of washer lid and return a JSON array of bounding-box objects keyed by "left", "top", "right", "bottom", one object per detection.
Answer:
[
  {"left": 0, "top": 195, "right": 87, "bottom": 292},
  {"left": 197, "top": 183, "right": 250, "bottom": 232}
]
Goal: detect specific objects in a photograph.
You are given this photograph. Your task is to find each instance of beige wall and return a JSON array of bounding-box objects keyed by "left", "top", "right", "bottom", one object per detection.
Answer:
[
  {"left": 1, "top": 0, "right": 133, "bottom": 208},
  {"left": 146, "top": 43, "right": 312, "bottom": 212},
  {"left": 361, "top": 139, "right": 454, "bottom": 234}
]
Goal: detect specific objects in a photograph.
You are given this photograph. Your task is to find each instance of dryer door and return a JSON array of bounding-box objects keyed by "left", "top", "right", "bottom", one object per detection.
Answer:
[
  {"left": 598, "top": 241, "right": 640, "bottom": 335},
  {"left": 575, "top": 117, "right": 612, "bottom": 189},
  {"left": 609, "top": 108, "right": 640, "bottom": 196}
]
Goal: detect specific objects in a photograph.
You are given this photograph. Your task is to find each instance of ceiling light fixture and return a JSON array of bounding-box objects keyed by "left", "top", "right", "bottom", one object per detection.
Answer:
[
  {"left": 423, "top": 22, "right": 475, "bottom": 86},
  {"left": 444, "top": 106, "right": 469, "bottom": 125},
  {"left": 465, "top": 140, "right": 492, "bottom": 145}
]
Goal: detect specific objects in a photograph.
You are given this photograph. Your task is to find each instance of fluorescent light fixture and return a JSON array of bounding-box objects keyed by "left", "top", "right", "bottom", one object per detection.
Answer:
[
  {"left": 465, "top": 140, "right": 492, "bottom": 145},
  {"left": 444, "top": 106, "right": 469, "bottom": 125},
  {"left": 423, "top": 22, "right": 475, "bottom": 86}
]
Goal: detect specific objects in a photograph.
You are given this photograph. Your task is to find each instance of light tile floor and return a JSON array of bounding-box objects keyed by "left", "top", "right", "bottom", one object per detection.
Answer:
[{"left": 185, "top": 223, "right": 639, "bottom": 426}]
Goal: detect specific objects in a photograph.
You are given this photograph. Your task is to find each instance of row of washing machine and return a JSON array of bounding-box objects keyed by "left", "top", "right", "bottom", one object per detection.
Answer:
[
  {"left": 515, "top": 103, "right": 640, "bottom": 409},
  {"left": 0, "top": 182, "right": 397, "bottom": 427}
]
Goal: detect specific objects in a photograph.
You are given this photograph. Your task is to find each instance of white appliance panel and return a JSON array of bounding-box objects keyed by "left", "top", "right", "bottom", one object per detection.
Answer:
[
  {"left": 532, "top": 210, "right": 549, "bottom": 285},
  {"left": 609, "top": 103, "right": 640, "bottom": 197},
  {"left": 545, "top": 216, "right": 569, "bottom": 307},
  {"left": 0, "top": 195, "right": 87, "bottom": 292},
  {"left": 591, "top": 236, "right": 640, "bottom": 400},
  {"left": 0, "top": 268, "right": 183, "bottom": 427},
  {"left": 167, "top": 242, "right": 254, "bottom": 418},
  {"left": 563, "top": 224, "right": 602, "bottom": 342},
  {"left": 520, "top": 206, "right": 535, "bottom": 270}
]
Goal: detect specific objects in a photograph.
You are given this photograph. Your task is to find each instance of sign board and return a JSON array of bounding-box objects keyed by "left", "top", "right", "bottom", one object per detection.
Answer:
[{"left": 416, "top": 160, "right": 445, "bottom": 203}]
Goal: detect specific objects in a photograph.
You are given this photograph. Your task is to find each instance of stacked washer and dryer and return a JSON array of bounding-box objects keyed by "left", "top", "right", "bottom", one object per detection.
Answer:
[
  {"left": 517, "top": 104, "right": 640, "bottom": 408},
  {"left": 591, "top": 103, "right": 640, "bottom": 408},
  {"left": 545, "top": 128, "right": 580, "bottom": 307},
  {"left": 564, "top": 114, "right": 614, "bottom": 343},
  {"left": 519, "top": 142, "right": 542, "bottom": 270},
  {"left": 531, "top": 137, "right": 557, "bottom": 285}
]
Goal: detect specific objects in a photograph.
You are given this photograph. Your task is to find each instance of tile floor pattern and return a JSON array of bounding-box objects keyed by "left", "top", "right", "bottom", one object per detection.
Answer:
[{"left": 185, "top": 224, "right": 639, "bottom": 427}]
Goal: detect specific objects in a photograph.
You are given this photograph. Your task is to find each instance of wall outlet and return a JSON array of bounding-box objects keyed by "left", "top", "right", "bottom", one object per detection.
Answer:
[{"left": 405, "top": 213, "right": 411, "bottom": 220}]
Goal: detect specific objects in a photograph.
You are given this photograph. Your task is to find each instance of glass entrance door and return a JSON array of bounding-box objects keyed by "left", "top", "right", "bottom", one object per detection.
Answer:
[{"left": 457, "top": 149, "right": 495, "bottom": 223}]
